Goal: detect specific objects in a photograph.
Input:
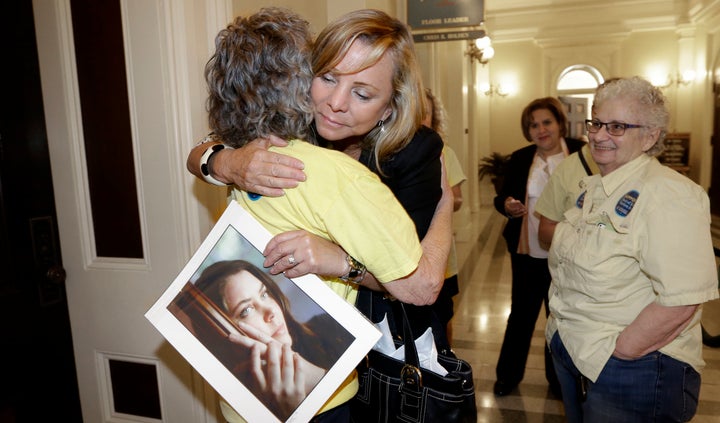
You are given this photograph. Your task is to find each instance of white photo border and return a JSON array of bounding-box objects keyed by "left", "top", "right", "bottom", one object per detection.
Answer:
[{"left": 145, "top": 201, "right": 381, "bottom": 422}]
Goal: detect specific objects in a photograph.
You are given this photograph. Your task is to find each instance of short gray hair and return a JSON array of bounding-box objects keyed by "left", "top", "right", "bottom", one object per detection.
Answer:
[{"left": 593, "top": 76, "right": 669, "bottom": 156}]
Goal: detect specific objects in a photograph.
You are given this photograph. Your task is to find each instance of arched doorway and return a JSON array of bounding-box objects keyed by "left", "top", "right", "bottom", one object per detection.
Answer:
[{"left": 556, "top": 65, "right": 604, "bottom": 139}]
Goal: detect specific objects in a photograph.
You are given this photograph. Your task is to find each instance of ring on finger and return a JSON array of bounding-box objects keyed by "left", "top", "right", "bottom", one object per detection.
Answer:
[{"left": 288, "top": 254, "right": 297, "bottom": 265}]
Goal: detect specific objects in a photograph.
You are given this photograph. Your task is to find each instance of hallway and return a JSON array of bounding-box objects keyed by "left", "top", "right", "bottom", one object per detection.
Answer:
[{"left": 450, "top": 207, "right": 720, "bottom": 422}]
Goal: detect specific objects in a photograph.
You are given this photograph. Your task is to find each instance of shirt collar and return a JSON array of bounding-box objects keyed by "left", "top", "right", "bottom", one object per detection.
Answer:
[{"left": 599, "top": 154, "right": 652, "bottom": 196}]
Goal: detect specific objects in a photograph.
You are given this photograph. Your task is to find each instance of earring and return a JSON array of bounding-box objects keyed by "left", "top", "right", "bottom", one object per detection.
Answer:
[{"left": 377, "top": 120, "right": 386, "bottom": 134}]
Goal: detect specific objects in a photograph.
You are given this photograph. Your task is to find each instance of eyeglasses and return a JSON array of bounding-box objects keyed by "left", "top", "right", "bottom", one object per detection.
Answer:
[{"left": 585, "top": 119, "right": 645, "bottom": 136}]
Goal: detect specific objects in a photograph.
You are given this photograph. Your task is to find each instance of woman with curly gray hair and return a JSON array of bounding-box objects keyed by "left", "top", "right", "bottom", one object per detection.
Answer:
[
  {"left": 546, "top": 76, "right": 719, "bottom": 422},
  {"left": 205, "top": 8, "right": 315, "bottom": 148},
  {"left": 199, "top": 7, "right": 452, "bottom": 423}
]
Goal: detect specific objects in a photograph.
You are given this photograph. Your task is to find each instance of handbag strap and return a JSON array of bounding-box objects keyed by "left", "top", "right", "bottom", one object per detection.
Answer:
[
  {"left": 578, "top": 148, "right": 593, "bottom": 176},
  {"left": 357, "top": 289, "right": 424, "bottom": 387},
  {"left": 396, "top": 302, "right": 420, "bottom": 368},
  {"left": 396, "top": 302, "right": 424, "bottom": 391}
]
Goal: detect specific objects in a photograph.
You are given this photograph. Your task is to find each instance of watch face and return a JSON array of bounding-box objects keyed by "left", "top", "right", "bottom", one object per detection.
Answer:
[{"left": 342, "top": 255, "right": 365, "bottom": 284}]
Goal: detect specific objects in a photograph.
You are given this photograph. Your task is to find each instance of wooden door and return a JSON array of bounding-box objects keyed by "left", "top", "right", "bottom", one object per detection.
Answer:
[
  {"left": 0, "top": 1, "right": 82, "bottom": 420},
  {"left": 710, "top": 72, "right": 720, "bottom": 215},
  {"left": 559, "top": 96, "right": 589, "bottom": 140},
  {"left": 32, "top": 0, "right": 222, "bottom": 421}
]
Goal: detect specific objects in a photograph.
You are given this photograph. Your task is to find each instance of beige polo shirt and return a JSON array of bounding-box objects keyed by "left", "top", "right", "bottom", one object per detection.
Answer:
[
  {"left": 535, "top": 144, "right": 598, "bottom": 222},
  {"left": 546, "top": 154, "right": 719, "bottom": 381}
]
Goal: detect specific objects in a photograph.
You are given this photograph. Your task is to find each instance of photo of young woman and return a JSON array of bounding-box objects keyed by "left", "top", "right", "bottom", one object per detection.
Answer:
[{"left": 168, "top": 232, "right": 354, "bottom": 422}]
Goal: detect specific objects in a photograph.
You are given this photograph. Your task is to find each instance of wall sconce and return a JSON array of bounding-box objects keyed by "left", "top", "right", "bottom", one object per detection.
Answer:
[
  {"left": 466, "top": 35, "right": 494, "bottom": 65},
  {"left": 651, "top": 70, "right": 696, "bottom": 88},
  {"left": 479, "top": 82, "right": 511, "bottom": 97}
]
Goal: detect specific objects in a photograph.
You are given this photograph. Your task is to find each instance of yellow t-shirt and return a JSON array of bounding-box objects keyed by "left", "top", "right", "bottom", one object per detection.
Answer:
[
  {"left": 223, "top": 139, "right": 423, "bottom": 421},
  {"left": 546, "top": 154, "right": 719, "bottom": 381},
  {"left": 442, "top": 146, "right": 467, "bottom": 278},
  {"left": 443, "top": 145, "right": 467, "bottom": 190}
]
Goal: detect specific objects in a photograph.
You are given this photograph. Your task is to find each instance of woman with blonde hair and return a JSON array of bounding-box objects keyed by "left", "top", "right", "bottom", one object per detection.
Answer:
[
  {"left": 191, "top": 8, "right": 452, "bottom": 348},
  {"left": 194, "top": 7, "right": 453, "bottom": 422}
]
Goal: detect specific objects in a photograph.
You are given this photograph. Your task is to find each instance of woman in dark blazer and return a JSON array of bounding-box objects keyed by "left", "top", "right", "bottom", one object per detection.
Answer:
[{"left": 493, "top": 97, "right": 586, "bottom": 397}]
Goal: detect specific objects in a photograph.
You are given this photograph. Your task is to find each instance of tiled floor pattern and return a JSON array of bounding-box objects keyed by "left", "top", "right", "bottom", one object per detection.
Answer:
[{"left": 451, "top": 207, "right": 720, "bottom": 422}]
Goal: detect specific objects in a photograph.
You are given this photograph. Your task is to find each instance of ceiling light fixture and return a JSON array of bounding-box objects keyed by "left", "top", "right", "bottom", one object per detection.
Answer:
[{"left": 466, "top": 30, "right": 494, "bottom": 65}]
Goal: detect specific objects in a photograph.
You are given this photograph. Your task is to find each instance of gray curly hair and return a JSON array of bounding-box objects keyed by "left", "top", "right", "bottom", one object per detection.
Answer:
[{"left": 205, "top": 7, "right": 315, "bottom": 147}]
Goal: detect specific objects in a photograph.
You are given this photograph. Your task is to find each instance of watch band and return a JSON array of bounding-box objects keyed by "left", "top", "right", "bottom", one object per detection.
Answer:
[
  {"left": 340, "top": 255, "right": 366, "bottom": 284},
  {"left": 200, "top": 143, "right": 234, "bottom": 186}
]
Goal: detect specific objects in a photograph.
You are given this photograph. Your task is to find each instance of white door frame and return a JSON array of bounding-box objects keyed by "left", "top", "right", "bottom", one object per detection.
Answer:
[{"left": 32, "top": 0, "right": 229, "bottom": 421}]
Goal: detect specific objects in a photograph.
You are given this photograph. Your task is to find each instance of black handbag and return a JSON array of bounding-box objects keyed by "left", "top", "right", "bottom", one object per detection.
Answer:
[{"left": 351, "top": 292, "right": 477, "bottom": 423}]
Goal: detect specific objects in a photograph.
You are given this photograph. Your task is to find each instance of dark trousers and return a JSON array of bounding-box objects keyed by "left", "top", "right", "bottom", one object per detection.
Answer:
[
  {"left": 311, "top": 401, "right": 351, "bottom": 423},
  {"left": 495, "top": 253, "right": 558, "bottom": 388}
]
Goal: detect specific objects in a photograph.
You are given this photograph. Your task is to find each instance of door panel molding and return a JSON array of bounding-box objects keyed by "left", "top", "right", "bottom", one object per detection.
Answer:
[{"left": 33, "top": 0, "right": 225, "bottom": 421}]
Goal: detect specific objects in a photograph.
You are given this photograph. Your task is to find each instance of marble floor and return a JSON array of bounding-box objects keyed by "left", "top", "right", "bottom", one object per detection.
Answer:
[{"left": 450, "top": 206, "right": 720, "bottom": 422}]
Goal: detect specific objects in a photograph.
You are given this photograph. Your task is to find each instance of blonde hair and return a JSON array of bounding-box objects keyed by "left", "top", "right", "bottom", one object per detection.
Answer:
[
  {"left": 424, "top": 88, "right": 447, "bottom": 139},
  {"left": 312, "top": 9, "right": 425, "bottom": 171}
]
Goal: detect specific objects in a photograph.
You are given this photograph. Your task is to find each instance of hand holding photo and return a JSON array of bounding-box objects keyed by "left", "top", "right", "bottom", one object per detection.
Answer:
[{"left": 146, "top": 202, "right": 381, "bottom": 422}]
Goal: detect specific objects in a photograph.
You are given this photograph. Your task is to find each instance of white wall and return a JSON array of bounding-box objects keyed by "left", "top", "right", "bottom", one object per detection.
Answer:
[
  {"left": 196, "top": 1, "right": 720, "bottom": 225},
  {"left": 468, "top": 25, "right": 716, "bottom": 189},
  {"left": 206, "top": 1, "right": 720, "bottom": 237}
]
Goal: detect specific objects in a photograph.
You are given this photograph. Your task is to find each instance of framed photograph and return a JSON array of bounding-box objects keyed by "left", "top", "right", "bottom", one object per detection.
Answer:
[{"left": 146, "top": 201, "right": 381, "bottom": 422}]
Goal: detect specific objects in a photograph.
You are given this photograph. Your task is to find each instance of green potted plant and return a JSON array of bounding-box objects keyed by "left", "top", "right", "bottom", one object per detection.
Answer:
[{"left": 478, "top": 152, "right": 510, "bottom": 194}]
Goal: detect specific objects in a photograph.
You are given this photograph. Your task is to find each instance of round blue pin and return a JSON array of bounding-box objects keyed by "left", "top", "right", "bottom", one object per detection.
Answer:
[
  {"left": 615, "top": 190, "right": 639, "bottom": 217},
  {"left": 576, "top": 191, "right": 586, "bottom": 209}
]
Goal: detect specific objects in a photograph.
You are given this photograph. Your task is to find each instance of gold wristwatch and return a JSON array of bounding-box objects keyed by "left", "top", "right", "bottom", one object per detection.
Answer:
[{"left": 340, "top": 255, "right": 366, "bottom": 284}]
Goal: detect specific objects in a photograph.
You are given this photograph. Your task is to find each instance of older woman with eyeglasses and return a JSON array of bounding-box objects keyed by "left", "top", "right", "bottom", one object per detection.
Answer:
[{"left": 546, "top": 76, "right": 719, "bottom": 422}]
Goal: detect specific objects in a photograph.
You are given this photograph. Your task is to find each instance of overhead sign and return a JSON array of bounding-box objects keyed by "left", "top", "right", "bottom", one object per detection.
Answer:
[
  {"left": 407, "top": 0, "right": 484, "bottom": 30},
  {"left": 413, "top": 29, "right": 485, "bottom": 44}
]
